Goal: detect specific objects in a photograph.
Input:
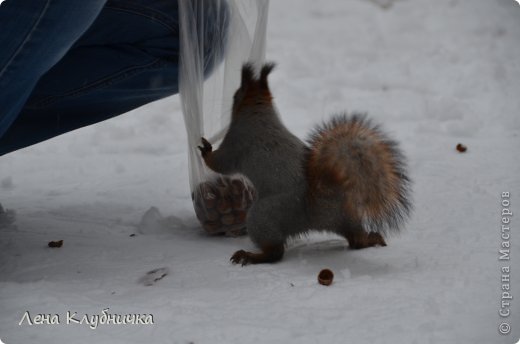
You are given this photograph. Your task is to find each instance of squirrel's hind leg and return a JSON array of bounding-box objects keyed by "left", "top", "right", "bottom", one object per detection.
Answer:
[
  {"left": 231, "top": 197, "right": 289, "bottom": 265},
  {"left": 230, "top": 243, "right": 284, "bottom": 266},
  {"left": 340, "top": 224, "right": 387, "bottom": 249}
]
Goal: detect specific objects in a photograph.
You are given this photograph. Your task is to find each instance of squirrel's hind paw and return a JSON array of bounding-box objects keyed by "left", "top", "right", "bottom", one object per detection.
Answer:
[
  {"left": 230, "top": 250, "right": 251, "bottom": 266},
  {"left": 346, "top": 231, "right": 387, "bottom": 249},
  {"left": 230, "top": 244, "right": 285, "bottom": 265}
]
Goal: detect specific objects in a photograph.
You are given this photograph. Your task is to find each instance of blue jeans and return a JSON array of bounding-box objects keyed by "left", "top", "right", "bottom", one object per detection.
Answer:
[{"left": 0, "top": 0, "right": 226, "bottom": 156}]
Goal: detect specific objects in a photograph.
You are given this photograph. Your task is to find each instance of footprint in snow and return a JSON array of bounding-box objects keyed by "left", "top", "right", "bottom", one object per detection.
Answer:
[{"left": 138, "top": 267, "right": 170, "bottom": 286}]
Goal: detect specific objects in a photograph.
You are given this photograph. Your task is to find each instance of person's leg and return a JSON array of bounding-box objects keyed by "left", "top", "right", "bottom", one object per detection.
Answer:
[
  {"left": 0, "top": 0, "right": 229, "bottom": 156},
  {"left": 0, "top": 0, "right": 108, "bottom": 139}
]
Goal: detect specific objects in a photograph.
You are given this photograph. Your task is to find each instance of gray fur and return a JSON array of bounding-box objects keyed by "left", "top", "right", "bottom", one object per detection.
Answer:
[{"left": 210, "top": 104, "right": 311, "bottom": 247}]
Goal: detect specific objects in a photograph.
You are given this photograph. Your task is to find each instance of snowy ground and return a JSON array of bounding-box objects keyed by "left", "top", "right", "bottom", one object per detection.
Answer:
[{"left": 1, "top": 0, "right": 520, "bottom": 343}]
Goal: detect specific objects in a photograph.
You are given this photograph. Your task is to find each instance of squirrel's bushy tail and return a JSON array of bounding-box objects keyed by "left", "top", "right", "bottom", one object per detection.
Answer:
[{"left": 305, "top": 114, "right": 412, "bottom": 234}]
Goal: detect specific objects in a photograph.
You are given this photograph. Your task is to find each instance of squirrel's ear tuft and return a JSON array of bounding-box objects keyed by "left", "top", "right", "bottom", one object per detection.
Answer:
[
  {"left": 259, "top": 62, "right": 276, "bottom": 88},
  {"left": 241, "top": 63, "right": 255, "bottom": 87}
]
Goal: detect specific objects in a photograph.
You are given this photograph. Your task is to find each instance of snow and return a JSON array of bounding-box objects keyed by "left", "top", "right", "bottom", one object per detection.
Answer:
[{"left": 1, "top": 0, "right": 520, "bottom": 343}]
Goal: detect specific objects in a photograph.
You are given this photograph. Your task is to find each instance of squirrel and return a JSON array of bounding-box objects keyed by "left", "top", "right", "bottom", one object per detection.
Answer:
[{"left": 198, "top": 62, "right": 412, "bottom": 265}]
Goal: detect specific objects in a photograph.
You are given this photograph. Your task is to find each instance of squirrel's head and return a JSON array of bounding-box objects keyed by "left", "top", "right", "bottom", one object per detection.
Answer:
[{"left": 231, "top": 62, "right": 275, "bottom": 119}]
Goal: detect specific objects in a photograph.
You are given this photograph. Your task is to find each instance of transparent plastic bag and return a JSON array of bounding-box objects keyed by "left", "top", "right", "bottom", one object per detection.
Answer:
[{"left": 178, "top": 0, "right": 269, "bottom": 236}]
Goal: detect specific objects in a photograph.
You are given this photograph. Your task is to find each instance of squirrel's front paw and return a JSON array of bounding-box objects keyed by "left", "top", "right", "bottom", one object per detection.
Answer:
[
  {"left": 230, "top": 250, "right": 251, "bottom": 266},
  {"left": 198, "top": 137, "right": 213, "bottom": 157}
]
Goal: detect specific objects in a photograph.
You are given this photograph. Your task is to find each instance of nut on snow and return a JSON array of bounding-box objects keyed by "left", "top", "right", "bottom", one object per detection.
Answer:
[
  {"left": 456, "top": 143, "right": 467, "bottom": 153},
  {"left": 318, "top": 269, "right": 334, "bottom": 286},
  {"left": 48, "top": 240, "right": 63, "bottom": 248}
]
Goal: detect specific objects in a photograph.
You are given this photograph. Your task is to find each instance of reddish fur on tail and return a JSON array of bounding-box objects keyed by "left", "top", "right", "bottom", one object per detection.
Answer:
[{"left": 305, "top": 114, "right": 412, "bottom": 234}]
